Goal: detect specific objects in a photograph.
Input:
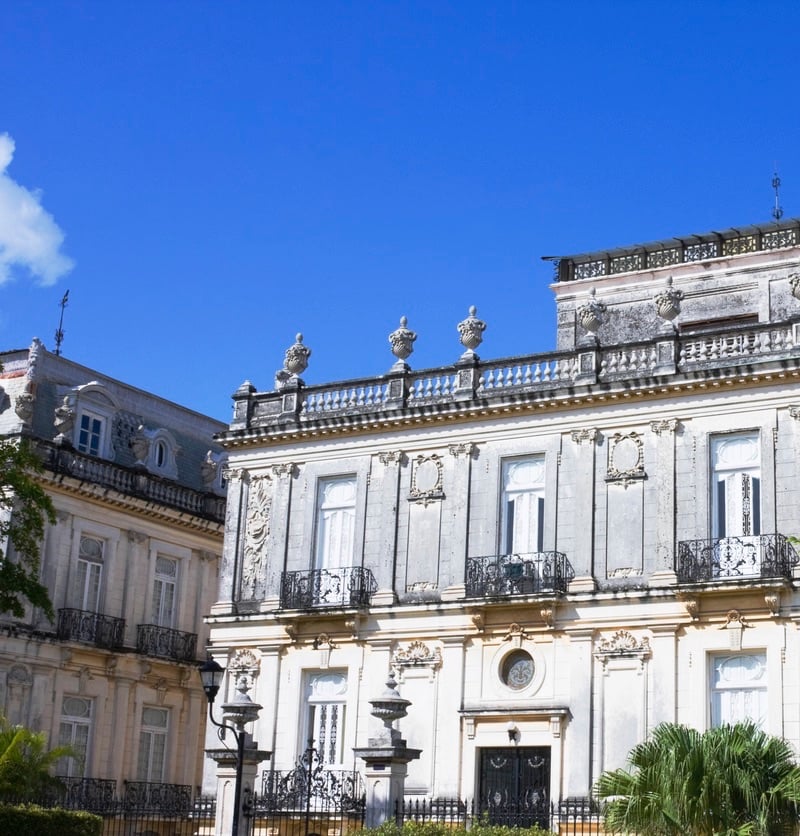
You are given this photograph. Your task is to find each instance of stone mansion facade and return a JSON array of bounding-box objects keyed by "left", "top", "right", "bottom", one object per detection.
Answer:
[
  {"left": 0, "top": 342, "right": 226, "bottom": 799},
  {"left": 208, "top": 218, "right": 800, "bottom": 812}
]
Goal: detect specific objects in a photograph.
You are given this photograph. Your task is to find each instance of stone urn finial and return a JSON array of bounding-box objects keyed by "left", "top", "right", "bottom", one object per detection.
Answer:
[
  {"left": 276, "top": 333, "right": 312, "bottom": 389},
  {"left": 654, "top": 276, "right": 684, "bottom": 323},
  {"left": 388, "top": 316, "right": 417, "bottom": 370},
  {"left": 577, "top": 288, "right": 607, "bottom": 336},
  {"left": 457, "top": 305, "right": 486, "bottom": 359},
  {"left": 368, "top": 671, "right": 411, "bottom": 747}
]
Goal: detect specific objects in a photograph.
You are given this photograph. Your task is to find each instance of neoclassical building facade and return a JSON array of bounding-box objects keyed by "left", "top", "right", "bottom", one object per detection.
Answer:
[
  {"left": 207, "top": 219, "right": 800, "bottom": 814},
  {"left": 0, "top": 341, "right": 227, "bottom": 798}
]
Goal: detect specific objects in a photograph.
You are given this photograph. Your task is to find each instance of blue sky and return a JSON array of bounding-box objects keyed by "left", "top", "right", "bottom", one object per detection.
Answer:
[{"left": 2, "top": 1, "right": 799, "bottom": 421}]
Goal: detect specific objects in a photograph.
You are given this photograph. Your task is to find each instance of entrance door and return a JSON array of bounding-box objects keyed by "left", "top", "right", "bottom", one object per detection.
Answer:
[{"left": 479, "top": 747, "right": 551, "bottom": 828}]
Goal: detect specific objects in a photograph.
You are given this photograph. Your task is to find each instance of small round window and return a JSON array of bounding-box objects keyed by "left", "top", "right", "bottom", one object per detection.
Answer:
[{"left": 501, "top": 649, "right": 534, "bottom": 690}]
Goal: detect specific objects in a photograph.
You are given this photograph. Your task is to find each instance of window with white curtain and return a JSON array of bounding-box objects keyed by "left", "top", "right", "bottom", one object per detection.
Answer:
[
  {"left": 314, "top": 477, "right": 356, "bottom": 570},
  {"left": 70, "top": 535, "right": 104, "bottom": 612},
  {"left": 137, "top": 706, "right": 169, "bottom": 782},
  {"left": 501, "top": 457, "right": 545, "bottom": 555},
  {"left": 151, "top": 556, "right": 178, "bottom": 627},
  {"left": 710, "top": 653, "right": 767, "bottom": 728},
  {"left": 303, "top": 671, "right": 348, "bottom": 768},
  {"left": 58, "top": 696, "right": 93, "bottom": 777}
]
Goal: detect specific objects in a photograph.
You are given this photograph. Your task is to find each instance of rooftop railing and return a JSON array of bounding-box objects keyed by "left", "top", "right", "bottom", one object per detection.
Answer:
[
  {"left": 675, "top": 533, "right": 799, "bottom": 583},
  {"left": 466, "top": 552, "right": 574, "bottom": 598},
  {"left": 39, "top": 440, "right": 225, "bottom": 523}
]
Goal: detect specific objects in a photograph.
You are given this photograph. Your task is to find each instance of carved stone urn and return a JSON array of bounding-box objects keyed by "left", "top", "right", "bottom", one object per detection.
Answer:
[
  {"left": 457, "top": 306, "right": 486, "bottom": 358},
  {"left": 388, "top": 316, "right": 417, "bottom": 368},
  {"left": 577, "top": 288, "right": 606, "bottom": 335},
  {"left": 276, "top": 333, "right": 312, "bottom": 389},
  {"left": 654, "top": 276, "right": 683, "bottom": 322},
  {"left": 367, "top": 672, "right": 411, "bottom": 747}
]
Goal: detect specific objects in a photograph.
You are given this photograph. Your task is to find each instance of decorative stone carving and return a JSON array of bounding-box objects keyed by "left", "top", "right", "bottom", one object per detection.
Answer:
[
  {"left": 201, "top": 450, "right": 220, "bottom": 487},
  {"left": 241, "top": 475, "right": 271, "bottom": 601},
  {"left": 127, "top": 530, "right": 147, "bottom": 544},
  {"left": 388, "top": 316, "right": 417, "bottom": 369},
  {"left": 502, "top": 623, "right": 529, "bottom": 647},
  {"left": 28, "top": 337, "right": 44, "bottom": 380},
  {"left": 393, "top": 641, "right": 442, "bottom": 670},
  {"left": 683, "top": 598, "right": 699, "bottom": 619},
  {"left": 457, "top": 306, "right": 486, "bottom": 359},
  {"left": 271, "top": 463, "right": 295, "bottom": 478},
  {"left": 789, "top": 272, "right": 800, "bottom": 301},
  {"left": 14, "top": 381, "right": 34, "bottom": 424},
  {"left": 378, "top": 450, "right": 404, "bottom": 466},
  {"left": 448, "top": 442, "right": 475, "bottom": 459},
  {"left": 576, "top": 288, "right": 606, "bottom": 335},
  {"left": 276, "top": 333, "right": 311, "bottom": 388},
  {"left": 130, "top": 425, "right": 150, "bottom": 465},
  {"left": 721, "top": 610, "right": 750, "bottom": 651},
  {"left": 409, "top": 454, "right": 444, "bottom": 506},
  {"left": 540, "top": 607, "right": 555, "bottom": 628},
  {"left": 570, "top": 427, "right": 598, "bottom": 446},
  {"left": 313, "top": 633, "right": 337, "bottom": 651},
  {"left": 765, "top": 593, "right": 780, "bottom": 616},
  {"left": 595, "top": 630, "right": 650, "bottom": 655},
  {"left": 230, "top": 648, "right": 260, "bottom": 674},
  {"left": 788, "top": 406, "right": 800, "bottom": 422},
  {"left": 653, "top": 276, "right": 684, "bottom": 322},
  {"left": 606, "top": 431, "right": 645, "bottom": 487},
  {"left": 53, "top": 394, "right": 75, "bottom": 443},
  {"left": 650, "top": 418, "right": 679, "bottom": 435}
]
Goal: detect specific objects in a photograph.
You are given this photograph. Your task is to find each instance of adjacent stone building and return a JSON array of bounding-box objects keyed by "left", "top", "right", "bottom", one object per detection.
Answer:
[
  {"left": 208, "top": 219, "right": 800, "bottom": 821},
  {"left": 0, "top": 341, "right": 226, "bottom": 797}
]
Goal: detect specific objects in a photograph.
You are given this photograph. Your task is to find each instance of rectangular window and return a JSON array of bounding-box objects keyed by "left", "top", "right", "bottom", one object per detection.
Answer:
[
  {"left": 70, "top": 535, "right": 104, "bottom": 612},
  {"left": 712, "top": 434, "right": 761, "bottom": 539},
  {"left": 710, "top": 653, "right": 767, "bottom": 728},
  {"left": 314, "top": 477, "right": 356, "bottom": 571},
  {"left": 77, "top": 412, "right": 105, "bottom": 457},
  {"left": 151, "top": 556, "right": 177, "bottom": 627},
  {"left": 304, "top": 671, "right": 348, "bottom": 768},
  {"left": 58, "top": 696, "right": 93, "bottom": 777},
  {"left": 137, "top": 706, "right": 169, "bottom": 782},
  {"left": 501, "top": 457, "right": 545, "bottom": 555}
]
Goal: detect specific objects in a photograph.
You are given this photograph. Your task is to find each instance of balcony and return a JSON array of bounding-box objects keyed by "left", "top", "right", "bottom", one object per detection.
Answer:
[
  {"left": 57, "top": 608, "right": 126, "bottom": 650},
  {"left": 466, "top": 552, "right": 574, "bottom": 598},
  {"left": 280, "top": 567, "right": 377, "bottom": 609},
  {"left": 676, "top": 533, "right": 799, "bottom": 583},
  {"left": 136, "top": 624, "right": 197, "bottom": 663}
]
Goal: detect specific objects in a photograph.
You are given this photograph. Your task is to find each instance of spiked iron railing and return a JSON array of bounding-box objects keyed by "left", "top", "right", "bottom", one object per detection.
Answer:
[
  {"left": 280, "top": 567, "right": 377, "bottom": 609},
  {"left": 676, "top": 533, "right": 799, "bottom": 583},
  {"left": 466, "top": 552, "right": 574, "bottom": 598},
  {"left": 136, "top": 624, "right": 197, "bottom": 662},
  {"left": 57, "top": 608, "right": 126, "bottom": 650},
  {"left": 122, "top": 781, "right": 193, "bottom": 814}
]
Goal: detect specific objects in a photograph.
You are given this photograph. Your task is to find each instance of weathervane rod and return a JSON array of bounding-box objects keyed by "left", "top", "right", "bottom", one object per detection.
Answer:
[
  {"left": 54, "top": 289, "right": 69, "bottom": 356},
  {"left": 772, "top": 169, "right": 784, "bottom": 222}
]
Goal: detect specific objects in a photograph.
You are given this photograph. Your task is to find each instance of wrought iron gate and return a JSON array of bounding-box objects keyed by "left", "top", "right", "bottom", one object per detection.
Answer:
[
  {"left": 478, "top": 746, "right": 551, "bottom": 828},
  {"left": 248, "top": 746, "right": 365, "bottom": 836}
]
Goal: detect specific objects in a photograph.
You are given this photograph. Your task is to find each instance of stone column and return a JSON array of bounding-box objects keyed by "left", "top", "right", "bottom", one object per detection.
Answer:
[
  {"left": 354, "top": 675, "right": 421, "bottom": 828},
  {"left": 368, "top": 451, "right": 403, "bottom": 604},
  {"left": 563, "top": 629, "right": 593, "bottom": 797},
  {"left": 568, "top": 429, "right": 598, "bottom": 591},
  {"left": 649, "top": 419, "right": 679, "bottom": 585},
  {"left": 212, "top": 468, "right": 249, "bottom": 615},
  {"left": 208, "top": 741, "right": 271, "bottom": 836},
  {"left": 441, "top": 443, "right": 475, "bottom": 599}
]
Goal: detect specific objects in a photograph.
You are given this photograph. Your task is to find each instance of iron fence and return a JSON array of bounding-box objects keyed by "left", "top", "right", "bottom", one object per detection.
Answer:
[
  {"left": 0, "top": 778, "right": 216, "bottom": 836},
  {"left": 398, "top": 796, "right": 605, "bottom": 835}
]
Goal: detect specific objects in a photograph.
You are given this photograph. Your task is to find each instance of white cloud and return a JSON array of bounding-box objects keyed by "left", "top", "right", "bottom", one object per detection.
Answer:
[{"left": 0, "top": 133, "right": 74, "bottom": 286}]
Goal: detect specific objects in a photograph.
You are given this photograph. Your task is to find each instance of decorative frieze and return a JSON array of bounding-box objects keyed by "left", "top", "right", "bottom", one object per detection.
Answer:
[
  {"left": 594, "top": 630, "right": 650, "bottom": 670},
  {"left": 241, "top": 475, "right": 271, "bottom": 601}
]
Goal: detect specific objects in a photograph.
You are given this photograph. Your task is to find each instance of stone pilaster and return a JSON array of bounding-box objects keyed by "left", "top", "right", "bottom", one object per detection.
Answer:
[
  {"left": 441, "top": 443, "right": 475, "bottom": 599},
  {"left": 211, "top": 468, "right": 249, "bottom": 614},
  {"left": 567, "top": 429, "right": 597, "bottom": 590},
  {"left": 649, "top": 418, "right": 679, "bottom": 585}
]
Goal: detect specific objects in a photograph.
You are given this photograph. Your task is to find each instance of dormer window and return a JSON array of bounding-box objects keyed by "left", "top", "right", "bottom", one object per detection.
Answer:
[
  {"left": 154, "top": 440, "right": 167, "bottom": 468},
  {"left": 146, "top": 430, "right": 178, "bottom": 479},
  {"left": 73, "top": 384, "right": 118, "bottom": 459},
  {"left": 77, "top": 412, "right": 105, "bottom": 457}
]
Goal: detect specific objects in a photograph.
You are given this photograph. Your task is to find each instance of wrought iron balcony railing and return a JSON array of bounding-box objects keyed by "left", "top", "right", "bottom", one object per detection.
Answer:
[
  {"left": 676, "top": 533, "right": 799, "bottom": 583},
  {"left": 280, "top": 567, "right": 377, "bottom": 609},
  {"left": 136, "top": 623, "right": 197, "bottom": 663},
  {"left": 54, "top": 778, "right": 119, "bottom": 813},
  {"left": 57, "top": 608, "right": 126, "bottom": 650},
  {"left": 466, "top": 552, "right": 574, "bottom": 598}
]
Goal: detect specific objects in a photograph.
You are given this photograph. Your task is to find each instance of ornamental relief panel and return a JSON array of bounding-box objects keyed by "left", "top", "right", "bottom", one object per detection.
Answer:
[
  {"left": 408, "top": 454, "right": 444, "bottom": 506},
  {"left": 393, "top": 640, "right": 442, "bottom": 670},
  {"left": 606, "top": 431, "right": 645, "bottom": 487},
  {"left": 240, "top": 475, "right": 271, "bottom": 601}
]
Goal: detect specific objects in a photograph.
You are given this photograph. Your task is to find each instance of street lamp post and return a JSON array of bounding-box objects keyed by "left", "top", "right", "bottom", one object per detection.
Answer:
[{"left": 200, "top": 658, "right": 263, "bottom": 836}]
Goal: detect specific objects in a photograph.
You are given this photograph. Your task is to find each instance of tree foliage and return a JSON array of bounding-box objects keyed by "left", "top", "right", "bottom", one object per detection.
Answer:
[
  {"left": 0, "top": 438, "right": 55, "bottom": 619},
  {"left": 596, "top": 721, "right": 800, "bottom": 835},
  {"left": 0, "top": 716, "right": 74, "bottom": 800}
]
